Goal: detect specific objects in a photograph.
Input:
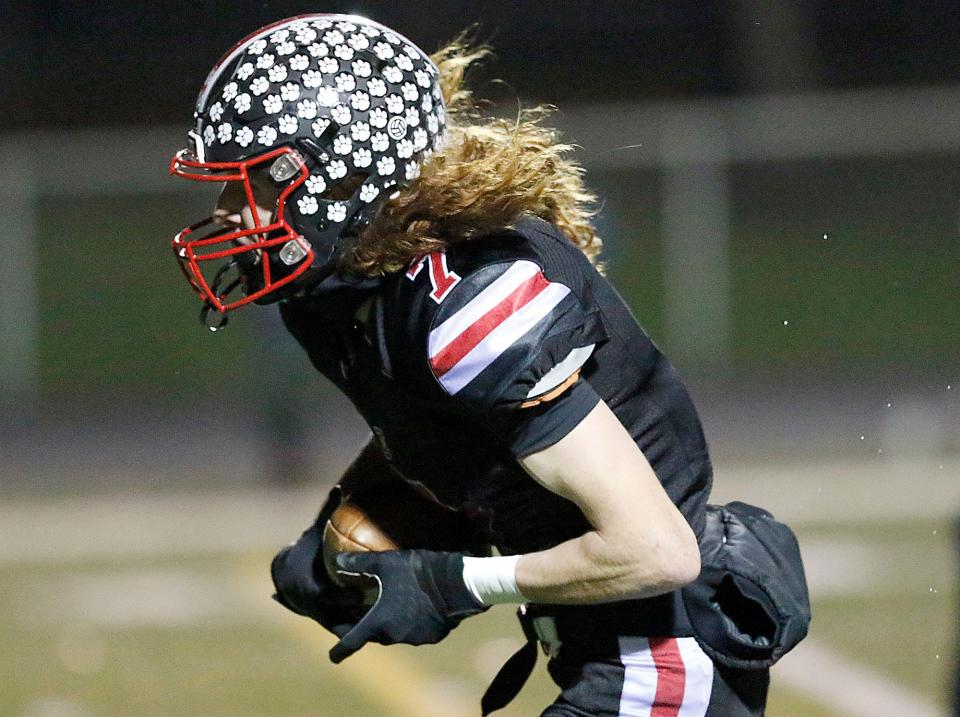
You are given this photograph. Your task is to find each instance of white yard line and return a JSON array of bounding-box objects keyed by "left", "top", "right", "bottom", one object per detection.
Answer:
[{"left": 775, "top": 638, "right": 948, "bottom": 717}]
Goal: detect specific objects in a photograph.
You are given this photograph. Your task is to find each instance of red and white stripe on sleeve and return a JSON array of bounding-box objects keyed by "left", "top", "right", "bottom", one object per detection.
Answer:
[{"left": 428, "top": 260, "right": 571, "bottom": 396}]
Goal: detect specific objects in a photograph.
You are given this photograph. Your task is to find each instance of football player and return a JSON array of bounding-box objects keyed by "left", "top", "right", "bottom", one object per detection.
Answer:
[{"left": 170, "top": 14, "right": 777, "bottom": 716}]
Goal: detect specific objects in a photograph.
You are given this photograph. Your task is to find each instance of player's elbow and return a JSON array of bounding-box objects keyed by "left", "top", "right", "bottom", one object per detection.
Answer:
[
  {"left": 605, "top": 527, "right": 701, "bottom": 598},
  {"left": 661, "top": 533, "right": 701, "bottom": 589},
  {"left": 646, "top": 525, "right": 701, "bottom": 593}
]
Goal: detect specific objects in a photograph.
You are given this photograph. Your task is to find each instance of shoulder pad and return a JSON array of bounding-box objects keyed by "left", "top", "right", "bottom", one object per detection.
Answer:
[{"left": 427, "top": 258, "right": 600, "bottom": 406}]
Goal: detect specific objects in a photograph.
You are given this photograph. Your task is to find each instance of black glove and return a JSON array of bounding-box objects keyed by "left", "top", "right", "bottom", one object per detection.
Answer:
[
  {"left": 270, "top": 487, "right": 366, "bottom": 638},
  {"left": 329, "top": 550, "right": 488, "bottom": 663}
]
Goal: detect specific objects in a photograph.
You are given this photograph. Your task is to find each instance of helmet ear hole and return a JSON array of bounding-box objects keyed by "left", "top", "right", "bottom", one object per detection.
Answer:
[{"left": 320, "top": 173, "right": 369, "bottom": 202}]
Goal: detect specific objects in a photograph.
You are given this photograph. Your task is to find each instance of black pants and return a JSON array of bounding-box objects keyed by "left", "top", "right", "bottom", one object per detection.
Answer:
[{"left": 540, "top": 635, "right": 769, "bottom": 717}]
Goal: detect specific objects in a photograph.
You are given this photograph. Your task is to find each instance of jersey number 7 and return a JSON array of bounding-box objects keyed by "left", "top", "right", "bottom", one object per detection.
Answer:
[{"left": 405, "top": 252, "right": 462, "bottom": 304}]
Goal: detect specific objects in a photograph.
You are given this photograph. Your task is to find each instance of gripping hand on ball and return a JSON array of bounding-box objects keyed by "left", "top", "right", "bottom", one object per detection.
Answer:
[
  {"left": 270, "top": 487, "right": 366, "bottom": 638},
  {"left": 329, "top": 550, "right": 487, "bottom": 663}
]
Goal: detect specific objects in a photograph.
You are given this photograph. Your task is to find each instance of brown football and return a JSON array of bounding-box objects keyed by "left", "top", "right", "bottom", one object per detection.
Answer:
[
  {"left": 323, "top": 500, "right": 397, "bottom": 582},
  {"left": 321, "top": 479, "right": 493, "bottom": 593}
]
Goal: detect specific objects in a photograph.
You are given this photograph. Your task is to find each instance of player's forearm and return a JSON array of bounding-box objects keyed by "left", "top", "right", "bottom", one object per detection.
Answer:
[
  {"left": 501, "top": 400, "right": 700, "bottom": 605},
  {"left": 514, "top": 527, "right": 695, "bottom": 604},
  {"left": 463, "top": 522, "right": 699, "bottom": 606}
]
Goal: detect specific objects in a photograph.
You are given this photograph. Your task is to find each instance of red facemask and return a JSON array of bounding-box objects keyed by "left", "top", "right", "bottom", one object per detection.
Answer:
[{"left": 170, "top": 142, "right": 315, "bottom": 319}]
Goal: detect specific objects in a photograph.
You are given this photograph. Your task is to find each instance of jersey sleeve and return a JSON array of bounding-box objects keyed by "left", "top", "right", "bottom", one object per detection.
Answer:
[{"left": 426, "top": 259, "right": 606, "bottom": 456}]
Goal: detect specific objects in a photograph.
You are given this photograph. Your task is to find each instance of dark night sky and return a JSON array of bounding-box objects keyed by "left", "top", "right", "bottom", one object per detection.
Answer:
[{"left": 6, "top": 0, "right": 960, "bottom": 129}]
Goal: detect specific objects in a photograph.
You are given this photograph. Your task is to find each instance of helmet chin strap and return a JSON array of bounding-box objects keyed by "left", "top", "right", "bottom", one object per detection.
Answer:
[
  {"left": 200, "top": 302, "right": 229, "bottom": 332},
  {"left": 200, "top": 258, "right": 247, "bottom": 332}
]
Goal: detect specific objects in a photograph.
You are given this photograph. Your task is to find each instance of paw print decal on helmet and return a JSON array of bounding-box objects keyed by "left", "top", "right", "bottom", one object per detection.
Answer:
[
  {"left": 263, "top": 95, "right": 283, "bottom": 114},
  {"left": 278, "top": 115, "right": 298, "bottom": 134},
  {"left": 257, "top": 126, "right": 278, "bottom": 146},
  {"left": 250, "top": 77, "right": 270, "bottom": 96},
  {"left": 326, "top": 159, "right": 348, "bottom": 180},
  {"left": 385, "top": 94, "right": 405, "bottom": 115},
  {"left": 350, "top": 91, "right": 371, "bottom": 111},
  {"left": 289, "top": 54, "right": 310, "bottom": 72},
  {"left": 298, "top": 195, "right": 319, "bottom": 215},
  {"left": 327, "top": 202, "right": 348, "bottom": 222},
  {"left": 330, "top": 105, "right": 352, "bottom": 125},
  {"left": 352, "top": 59, "right": 372, "bottom": 77},
  {"left": 235, "top": 126, "right": 254, "bottom": 147},
  {"left": 348, "top": 34, "right": 370, "bottom": 51},
  {"left": 335, "top": 73, "right": 357, "bottom": 93},
  {"left": 296, "top": 99, "right": 318, "bottom": 119},
  {"left": 324, "top": 29, "right": 345, "bottom": 46},
  {"left": 382, "top": 66, "right": 403, "bottom": 84},
  {"left": 369, "top": 107, "right": 388, "bottom": 128},
  {"left": 396, "top": 139, "right": 414, "bottom": 159},
  {"left": 359, "top": 183, "right": 380, "bottom": 203},
  {"left": 333, "top": 136, "right": 353, "bottom": 155},
  {"left": 305, "top": 175, "right": 327, "bottom": 194},
  {"left": 351, "top": 122, "right": 371, "bottom": 142},
  {"left": 280, "top": 82, "right": 300, "bottom": 101},
  {"left": 334, "top": 45, "right": 355, "bottom": 61},
  {"left": 233, "top": 94, "right": 251, "bottom": 113},
  {"left": 267, "top": 65, "right": 288, "bottom": 83},
  {"left": 353, "top": 148, "right": 372, "bottom": 167}
]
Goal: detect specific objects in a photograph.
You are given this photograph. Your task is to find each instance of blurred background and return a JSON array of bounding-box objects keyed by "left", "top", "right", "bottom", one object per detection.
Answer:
[{"left": 2, "top": 1, "right": 958, "bottom": 716}]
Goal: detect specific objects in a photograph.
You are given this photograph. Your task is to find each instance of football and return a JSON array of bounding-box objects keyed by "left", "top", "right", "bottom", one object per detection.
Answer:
[
  {"left": 321, "top": 479, "right": 493, "bottom": 591},
  {"left": 322, "top": 499, "right": 399, "bottom": 589}
]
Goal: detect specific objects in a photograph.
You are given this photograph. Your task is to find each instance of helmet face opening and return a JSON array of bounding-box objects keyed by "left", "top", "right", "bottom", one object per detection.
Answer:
[{"left": 170, "top": 145, "right": 315, "bottom": 313}]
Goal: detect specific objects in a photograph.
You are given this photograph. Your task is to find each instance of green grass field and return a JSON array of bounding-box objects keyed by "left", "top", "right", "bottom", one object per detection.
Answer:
[{"left": 2, "top": 500, "right": 954, "bottom": 717}]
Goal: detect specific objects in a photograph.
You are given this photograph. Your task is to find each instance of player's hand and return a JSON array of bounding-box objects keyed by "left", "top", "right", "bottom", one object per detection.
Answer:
[
  {"left": 329, "top": 550, "right": 487, "bottom": 663},
  {"left": 270, "top": 488, "right": 366, "bottom": 638}
]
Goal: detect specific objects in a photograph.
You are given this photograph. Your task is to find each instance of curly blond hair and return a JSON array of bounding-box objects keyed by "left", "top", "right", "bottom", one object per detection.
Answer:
[{"left": 342, "top": 36, "right": 603, "bottom": 276}]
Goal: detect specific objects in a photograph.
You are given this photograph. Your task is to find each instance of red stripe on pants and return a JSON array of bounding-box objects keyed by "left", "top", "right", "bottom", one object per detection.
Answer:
[{"left": 649, "top": 637, "right": 686, "bottom": 717}]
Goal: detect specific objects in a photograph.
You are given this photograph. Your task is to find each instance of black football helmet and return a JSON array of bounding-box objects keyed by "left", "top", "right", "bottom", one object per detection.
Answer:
[{"left": 170, "top": 14, "right": 446, "bottom": 325}]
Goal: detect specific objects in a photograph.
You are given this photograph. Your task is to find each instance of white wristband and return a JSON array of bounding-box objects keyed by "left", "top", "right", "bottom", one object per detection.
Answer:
[{"left": 462, "top": 555, "right": 527, "bottom": 605}]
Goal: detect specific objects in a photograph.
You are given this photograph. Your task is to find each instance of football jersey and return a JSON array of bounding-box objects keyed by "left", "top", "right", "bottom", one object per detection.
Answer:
[{"left": 280, "top": 217, "right": 713, "bottom": 555}]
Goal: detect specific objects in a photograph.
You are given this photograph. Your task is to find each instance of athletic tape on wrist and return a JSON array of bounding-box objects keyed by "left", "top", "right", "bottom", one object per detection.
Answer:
[{"left": 462, "top": 555, "right": 527, "bottom": 605}]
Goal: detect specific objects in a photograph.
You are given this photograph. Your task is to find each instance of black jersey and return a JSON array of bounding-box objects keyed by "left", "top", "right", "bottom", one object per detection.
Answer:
[{"left": 281, "top": 217, "right": 713, "bottom": 555}]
